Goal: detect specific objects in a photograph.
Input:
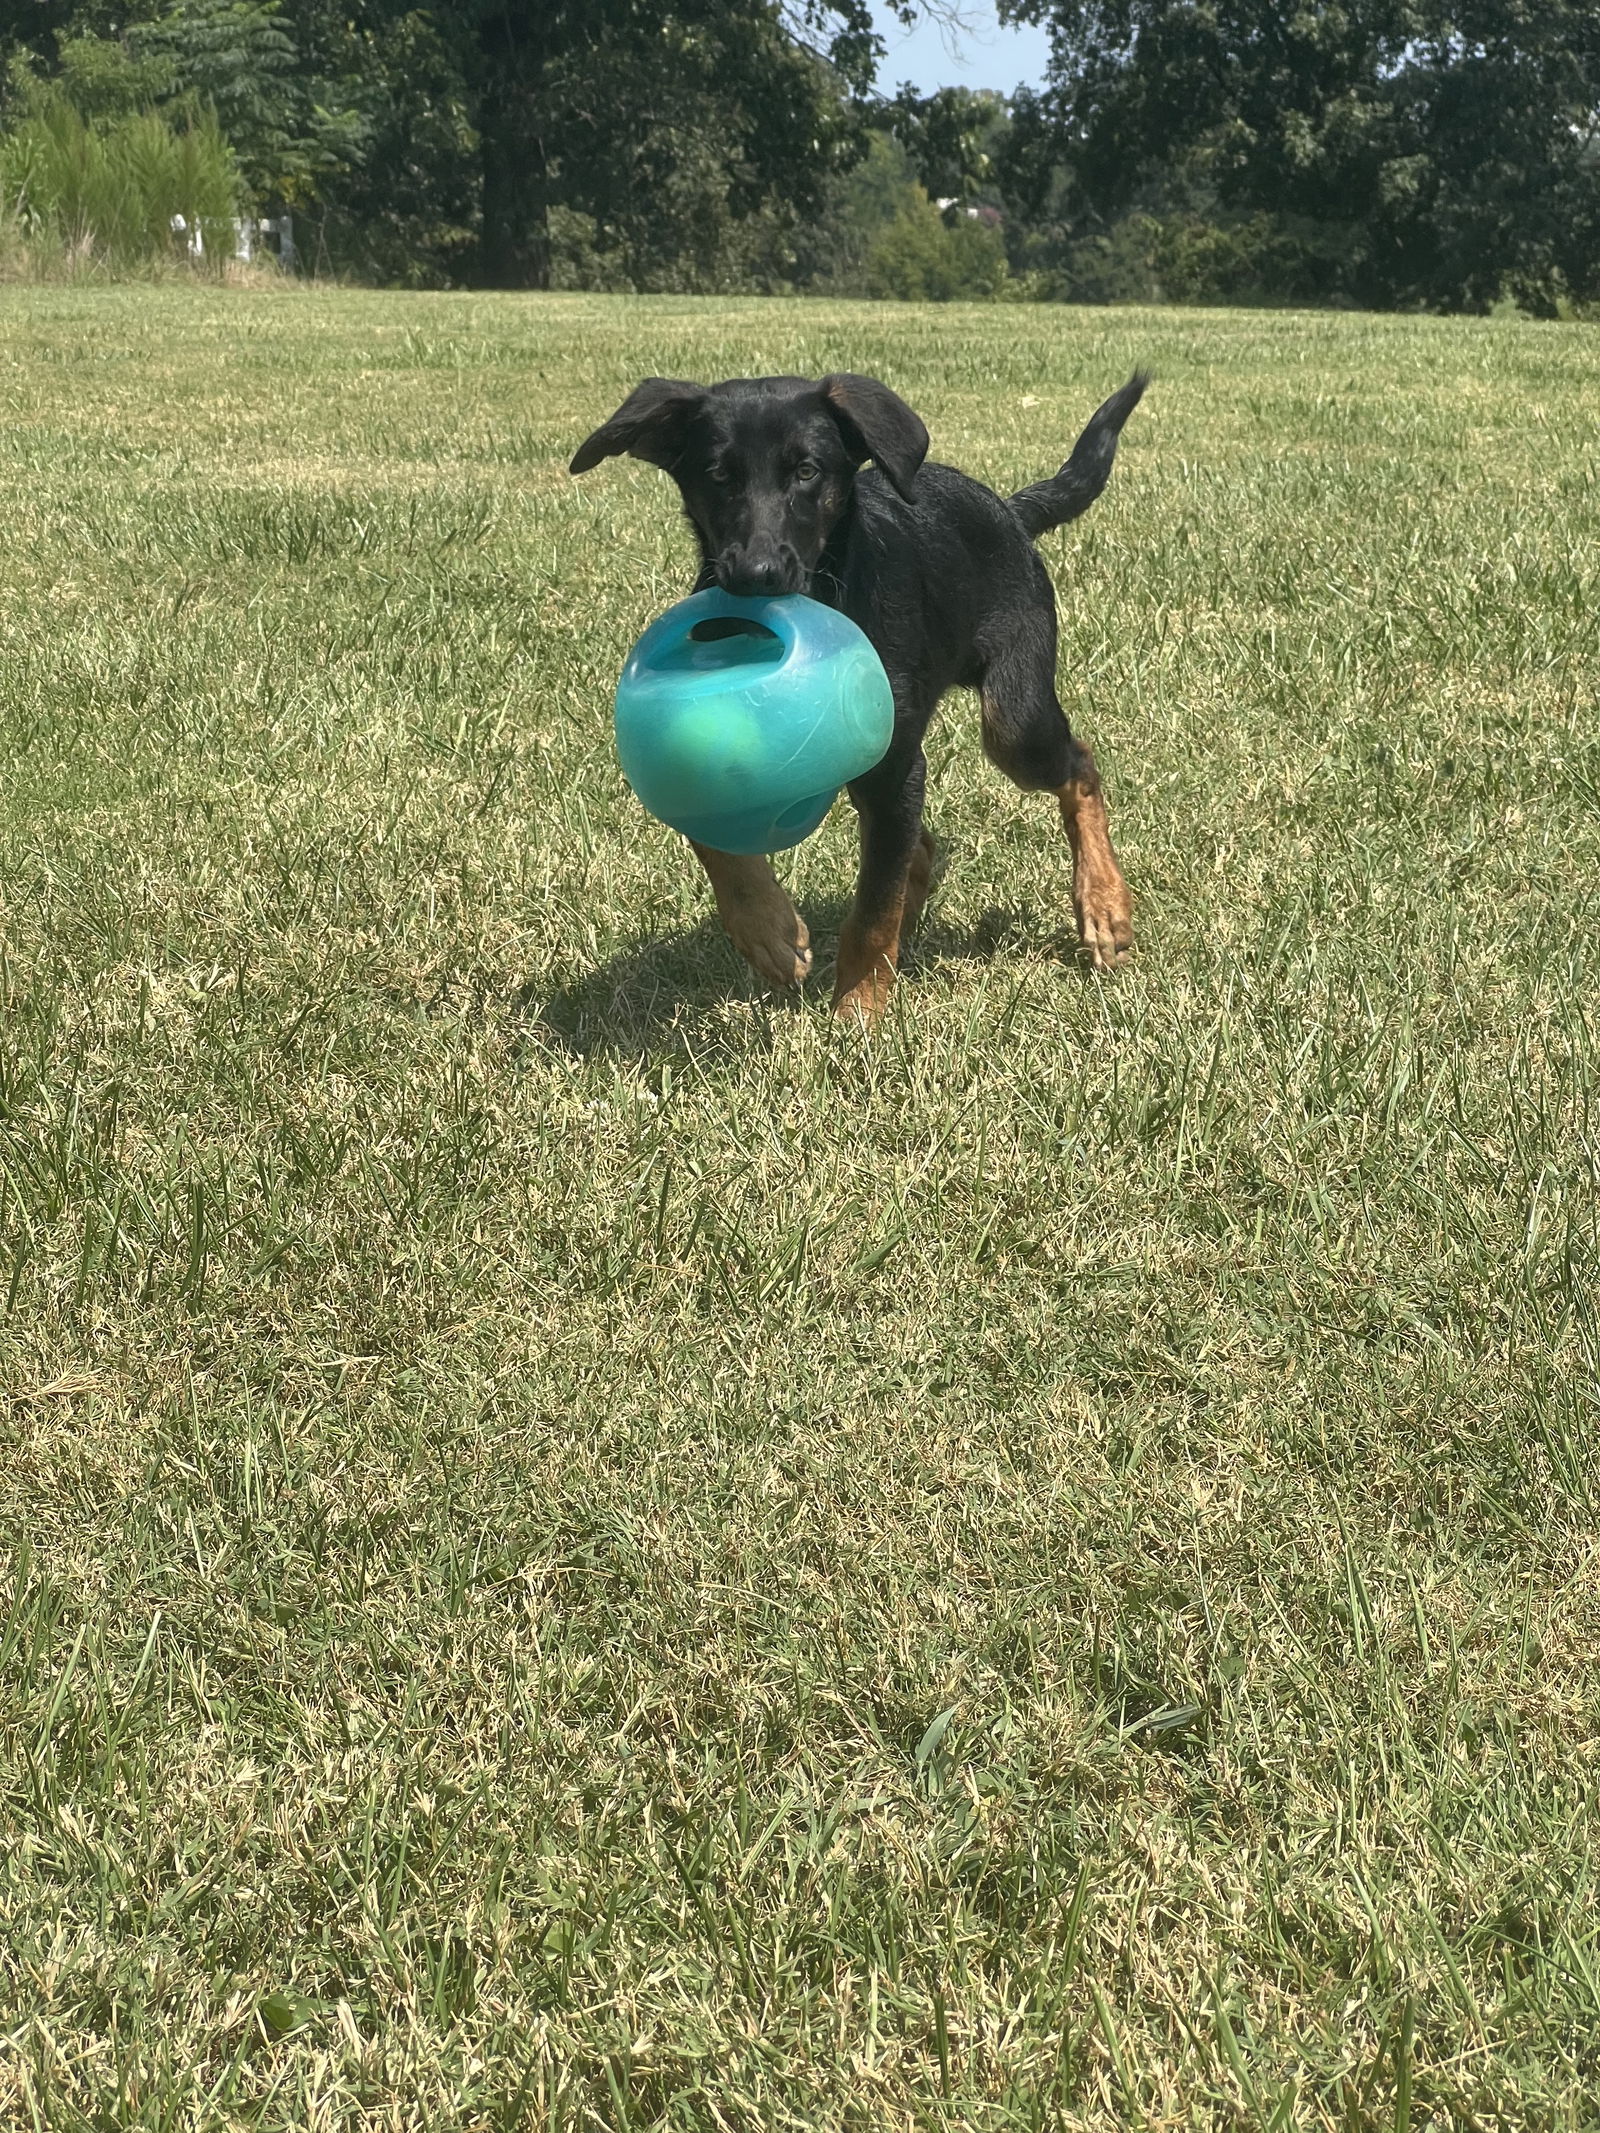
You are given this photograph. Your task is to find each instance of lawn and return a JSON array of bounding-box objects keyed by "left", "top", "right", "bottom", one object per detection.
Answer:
[{"left": 1, "top": 285, "right": 1597, "bottom": 2132}]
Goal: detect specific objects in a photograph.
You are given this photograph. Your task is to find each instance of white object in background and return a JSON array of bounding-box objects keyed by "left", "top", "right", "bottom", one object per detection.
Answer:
[{"left": 231, "top": 215, "right": 297, "bottom": 271}]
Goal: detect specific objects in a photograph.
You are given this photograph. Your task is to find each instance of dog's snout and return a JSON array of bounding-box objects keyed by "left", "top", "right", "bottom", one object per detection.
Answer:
[{"left": 716, "top": 545, "right": 803, "bottom": 597}]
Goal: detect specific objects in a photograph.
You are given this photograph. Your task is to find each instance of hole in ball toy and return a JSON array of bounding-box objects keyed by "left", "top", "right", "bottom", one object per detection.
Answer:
[
  {"left": 774, "top": 796, "right": 827, "bottom": 833},
  {"left": 664, "top": 614, "right": 785, "bottom": 676},
  {"left": 688, "top": 617, "right": 780, "bottom": 644}
]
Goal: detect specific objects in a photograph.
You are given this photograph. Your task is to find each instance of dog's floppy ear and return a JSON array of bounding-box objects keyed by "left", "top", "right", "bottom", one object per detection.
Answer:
[
  {"left": 820, "top": 373, "right": 929, "bottom": 501},
  {"left": 569, "top": 378, "right": 706, "bottom": 475}
]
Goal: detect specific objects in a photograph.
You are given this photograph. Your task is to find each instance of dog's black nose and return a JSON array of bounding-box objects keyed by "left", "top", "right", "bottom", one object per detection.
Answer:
[{"left": 717, "top": 547, "right": 801, "bottom": 597}]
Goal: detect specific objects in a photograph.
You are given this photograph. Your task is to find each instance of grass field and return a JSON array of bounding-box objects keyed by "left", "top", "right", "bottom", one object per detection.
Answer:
[{"left": 2, "top": 286, "right": 1598, "bottom": 2131}]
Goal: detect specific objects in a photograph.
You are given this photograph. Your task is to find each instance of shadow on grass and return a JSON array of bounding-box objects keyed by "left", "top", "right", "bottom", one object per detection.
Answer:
[
  {"left": 523, "top": 899, "right": 1059, "bottom": 1060},
  {"left": 522, "top": 913, "right": 812, "bottom": 1061}
]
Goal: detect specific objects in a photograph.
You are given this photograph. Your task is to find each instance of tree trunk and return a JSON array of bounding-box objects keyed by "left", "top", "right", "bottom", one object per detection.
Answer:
[{"left": 477, "top": 10, "right": 549, "bottom": 288}]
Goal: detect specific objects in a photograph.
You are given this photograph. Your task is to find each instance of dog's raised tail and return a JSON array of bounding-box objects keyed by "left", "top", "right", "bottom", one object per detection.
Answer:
[{"left": 1008, "top": 372, "right": 1149, "bottom": 540}]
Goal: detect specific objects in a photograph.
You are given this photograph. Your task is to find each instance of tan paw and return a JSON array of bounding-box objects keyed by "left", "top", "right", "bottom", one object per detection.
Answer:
[
  {"left": 725, "top": 897, "right": 813, "bottom": 990},
  {"left": 831, "top": 966, "right": 895, "bottom": 1027},
  {"left": 1074, "top": 868, "right": 1134, "bottom": 971}
]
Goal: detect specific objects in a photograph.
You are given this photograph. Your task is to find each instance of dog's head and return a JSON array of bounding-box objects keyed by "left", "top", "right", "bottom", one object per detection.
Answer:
[{"left": 569, "top": 373, "right": 929, "bottom": 597}]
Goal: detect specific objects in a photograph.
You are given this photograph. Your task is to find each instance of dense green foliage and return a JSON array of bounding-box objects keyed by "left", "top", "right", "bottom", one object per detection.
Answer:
[
  {"left": 3, "top": 283, "right": 1599, "bottom": 2128},
  {"left": 0, "top": 6, "right": 1596, "bottom": 309},
  {"left": 0, "top": 0, "right": 898, "bottom": 286},
  {"left": 1002, "top": 0, "right": 1600, "bottom": 313},
  {"left": 0, "top": 58, "right": 237, "bottom": 270}
]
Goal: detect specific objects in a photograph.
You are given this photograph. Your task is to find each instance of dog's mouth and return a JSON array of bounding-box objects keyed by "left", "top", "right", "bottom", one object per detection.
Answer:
[{"left": 713, "top": 551, "right": 810, "bottom": 599}]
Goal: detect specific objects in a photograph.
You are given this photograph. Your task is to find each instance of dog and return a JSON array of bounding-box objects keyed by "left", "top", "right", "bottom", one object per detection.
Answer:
[{"left": 570, "top": 368, "right": 1146, "bottom": 1023}]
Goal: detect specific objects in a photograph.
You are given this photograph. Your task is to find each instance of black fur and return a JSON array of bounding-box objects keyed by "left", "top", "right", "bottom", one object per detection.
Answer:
[
  {"left": 1009, "top": 373, "right": 1150, "bottom": 539},
  {"left": 570, "top": 370, "right": 1146, "bottom": 999}
]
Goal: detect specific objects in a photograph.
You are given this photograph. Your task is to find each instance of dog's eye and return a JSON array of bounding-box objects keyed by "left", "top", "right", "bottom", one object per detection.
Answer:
[
  {"left": 793, "top": 461, "right": 821, "bottom": 485},
  {"left": 709, "top": 467, "right": 732, "bottom": 486}
]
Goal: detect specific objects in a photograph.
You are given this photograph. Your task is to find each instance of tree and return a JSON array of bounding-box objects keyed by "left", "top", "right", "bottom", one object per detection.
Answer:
[
  {"left": 0, "top": 0, "right": 978, "bottom": 292},
  {"left": 882, "top": 83, "right": 1007, "bottom": 211},
  {"left": 999, "top": 0, "right": 1600, "bottom": 311},
  {"left": 864, "top": 190, "right": 1011, "bottom": 297},
  {"left": 500, "top": 0, "right": 890, "bottom": 292},
  {"left": 2, "top": 0, "right": 389, "bottom": 222},
  {"left": 1373, "top": 6, "right": 1600, "bottom": 312},
  {"left": 133, "top": 0, "right": 365, "bottom": 210}
]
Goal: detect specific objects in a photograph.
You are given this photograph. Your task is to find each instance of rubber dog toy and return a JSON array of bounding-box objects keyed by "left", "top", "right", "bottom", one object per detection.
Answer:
[{"left": 613, "top": 590, "right": 894, "bottom": 854}]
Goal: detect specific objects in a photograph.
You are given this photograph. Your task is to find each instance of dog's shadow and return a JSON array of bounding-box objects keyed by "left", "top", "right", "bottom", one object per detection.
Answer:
[{"left": 524, "top": 900, "right": 1043, "bottom": 1060}]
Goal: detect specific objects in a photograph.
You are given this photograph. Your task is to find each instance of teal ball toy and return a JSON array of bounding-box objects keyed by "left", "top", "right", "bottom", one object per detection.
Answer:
[{"left": 614, "top": 590, "right": 894, "bottom": 855}]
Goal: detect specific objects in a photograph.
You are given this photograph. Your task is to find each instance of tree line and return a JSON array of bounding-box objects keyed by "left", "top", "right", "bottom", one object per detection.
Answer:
[{"left": 1, "top": 0, "right": 1596, "bottom": 312}]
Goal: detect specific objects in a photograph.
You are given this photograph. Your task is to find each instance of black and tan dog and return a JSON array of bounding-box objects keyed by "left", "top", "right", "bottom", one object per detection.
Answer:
[{"left": 571, "top": 369, "right": 1146, "bottom": 1024}]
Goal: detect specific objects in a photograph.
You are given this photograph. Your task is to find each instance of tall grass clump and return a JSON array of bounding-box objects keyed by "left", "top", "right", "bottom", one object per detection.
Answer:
[{"left": 0, "top": 80, "right": 238, "bottom": 274}]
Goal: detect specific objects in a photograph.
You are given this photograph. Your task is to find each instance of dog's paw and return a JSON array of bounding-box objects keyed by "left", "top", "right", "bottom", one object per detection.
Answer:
[
  {"left": 725, "top": 897, "right": 813, "bottom": 990},
  {"left": 1074, "top": 868, "right": 1134, "bottom": 971},
  {"left": 831, "top": 966, "right": 895, "bottom": 1028}
]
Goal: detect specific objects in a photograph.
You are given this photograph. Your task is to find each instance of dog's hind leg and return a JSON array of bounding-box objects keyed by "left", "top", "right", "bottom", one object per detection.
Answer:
[
  {"left": 1054, "top": 754, "right": 1132, "bottom": 972},
  {"left": 691, "top": 842, "right": 813, "bottom": 990},
  {"left": 978, "top": 615, "right": 1133, "bottom": 972}
]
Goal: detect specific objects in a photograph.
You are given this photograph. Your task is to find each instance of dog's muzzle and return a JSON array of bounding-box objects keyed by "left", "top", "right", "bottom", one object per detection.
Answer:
[{"left": 715, "top": 545, "right": 805, "bottom": 597}]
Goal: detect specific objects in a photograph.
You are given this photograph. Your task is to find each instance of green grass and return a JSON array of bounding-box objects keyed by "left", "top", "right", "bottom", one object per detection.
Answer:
[{"left": 1, "top": 285, "right": 1598, "bottom": 2131}]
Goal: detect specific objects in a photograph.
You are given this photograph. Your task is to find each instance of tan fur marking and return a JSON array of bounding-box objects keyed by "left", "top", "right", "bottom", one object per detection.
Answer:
[
  {"left": 691, "top": 843, "right": 812, "bottom": 989},
  {"left": 832, "top": 895, "right": 906, "bottom": 1025},
  {"left": 1057, "top": 758, "right": 1133, "bottom": 970},
  {"left": 831, "top": 828, "right": 936, "bottom": 1026}
]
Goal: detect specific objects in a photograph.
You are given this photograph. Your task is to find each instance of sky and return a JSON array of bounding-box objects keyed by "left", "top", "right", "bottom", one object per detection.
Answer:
[{"left": 869, "top": 3, "right": 1054, "bottom": 96}]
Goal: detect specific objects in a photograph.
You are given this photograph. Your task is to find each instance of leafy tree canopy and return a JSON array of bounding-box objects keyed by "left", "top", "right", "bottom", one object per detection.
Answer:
[
  {"left": 4, "top": 0, "right": 1597, "bottom": 307},
  {"left": 0, "top": 0, "right": 917, "bottom": 284},
  {"left": 999, "top": 0, "right": 1600, "bottom": 310}
]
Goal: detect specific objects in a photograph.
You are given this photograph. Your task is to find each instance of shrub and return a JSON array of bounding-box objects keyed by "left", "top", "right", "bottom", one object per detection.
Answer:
[
  {"left": 864, "top": 192, "right": 1010, "bottom": 301},
  {"left": 1135, "top": 212, "right": 1348, "bottom": 305},
  {"left": 0, "top": 76, "right": 239, "bottom": 273}
]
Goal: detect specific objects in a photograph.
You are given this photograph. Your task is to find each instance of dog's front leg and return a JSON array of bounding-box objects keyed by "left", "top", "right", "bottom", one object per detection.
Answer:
[
  {"left": 833, "top": 752, "right": 933, "bottom": 1026},
  {"left": 691, "top": 842, "right": 813, "bottom": 990}
]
